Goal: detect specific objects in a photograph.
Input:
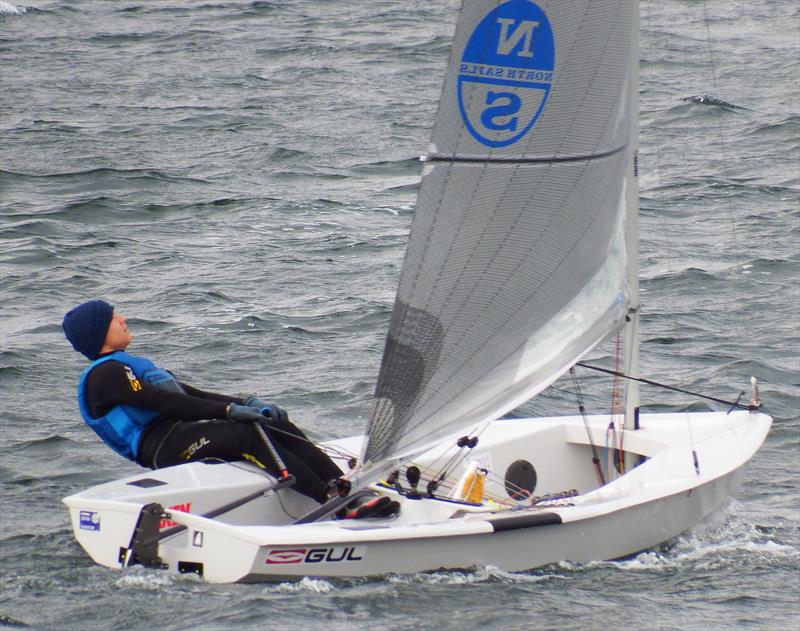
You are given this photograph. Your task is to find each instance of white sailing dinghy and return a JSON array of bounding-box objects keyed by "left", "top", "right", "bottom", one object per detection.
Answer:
[{"left": 64, "top": 0, "right": 771, "bottom": 583}]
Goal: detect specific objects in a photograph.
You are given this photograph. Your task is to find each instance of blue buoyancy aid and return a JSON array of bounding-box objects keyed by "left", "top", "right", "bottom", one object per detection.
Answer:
[{"left": 77, "top": 351, "right": 185, "bottom": 461}]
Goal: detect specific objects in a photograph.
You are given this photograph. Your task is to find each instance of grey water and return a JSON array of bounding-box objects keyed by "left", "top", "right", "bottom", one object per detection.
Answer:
[{"left": 1, "top": 0, "right": 798, "bottom": 629}]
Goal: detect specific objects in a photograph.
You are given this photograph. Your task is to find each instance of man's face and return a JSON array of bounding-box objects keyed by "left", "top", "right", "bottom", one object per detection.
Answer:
[{"left": 104, "top": 311, "right": 133, "bottom": 351}]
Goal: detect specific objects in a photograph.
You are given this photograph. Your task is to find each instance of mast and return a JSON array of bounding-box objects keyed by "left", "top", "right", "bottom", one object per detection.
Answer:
[{"left": 623, "top": 0, "right": 641, "bottom": 428}]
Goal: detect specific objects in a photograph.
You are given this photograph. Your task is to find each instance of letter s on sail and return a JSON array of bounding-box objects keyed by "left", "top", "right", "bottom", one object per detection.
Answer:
[{"left": 481, "top": 92, "right": 521, "bottom": 131}]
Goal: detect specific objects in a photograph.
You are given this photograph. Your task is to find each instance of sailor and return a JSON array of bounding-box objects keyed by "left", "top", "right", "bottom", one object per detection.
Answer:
[{"left": 62, "top": 299, "right": 346, "bottom": 504}]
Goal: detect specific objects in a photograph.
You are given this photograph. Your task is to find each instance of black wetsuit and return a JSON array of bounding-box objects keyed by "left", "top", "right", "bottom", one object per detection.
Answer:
[{"left": 84, "top": 358, "right": 343, "bottom": 503}]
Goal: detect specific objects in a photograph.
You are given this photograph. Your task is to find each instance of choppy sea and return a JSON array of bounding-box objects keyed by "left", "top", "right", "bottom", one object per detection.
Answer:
[{"left": 1, "top": 1, "right": 798, "bottom": 629}]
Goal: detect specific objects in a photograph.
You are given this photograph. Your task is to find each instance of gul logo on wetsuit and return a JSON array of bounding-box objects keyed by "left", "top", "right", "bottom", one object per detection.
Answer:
[
  {"left": 180, "top": 436, "right": 210, "bottom": 460},
  {"left": 124, "top": 365, "right": 142, "bottom": 391},
  {"left": 265, "top": 546, "right": 366, "bottom": 565},
  {"left": 458, "top": 0, "right": 555, "bottom": 147}
]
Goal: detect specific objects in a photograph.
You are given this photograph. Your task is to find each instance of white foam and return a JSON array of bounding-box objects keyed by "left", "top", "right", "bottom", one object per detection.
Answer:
[
  {"left": 387, "top": 564, "right": 567, "bottom": 586},
  {"left": 0, "top": 1, "right": 26, "bottom": 15},
  {"left": 588, "top": 513, "right": 798, "bottom": 573},
  {"left": 115, "top": 572, "right": 177, "bottom": 590},
  {"left": 264, "top": 576, "right": 334, "bottom": 594}
]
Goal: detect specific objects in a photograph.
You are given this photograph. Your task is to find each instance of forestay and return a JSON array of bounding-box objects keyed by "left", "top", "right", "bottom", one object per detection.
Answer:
[{"left": 363, "top": 0, "right": 636, "bottom": 466}]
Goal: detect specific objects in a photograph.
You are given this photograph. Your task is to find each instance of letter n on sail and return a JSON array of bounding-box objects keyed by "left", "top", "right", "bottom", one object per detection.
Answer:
[{"left": 458, "top": 0, "right": 555, "bottom": 148}]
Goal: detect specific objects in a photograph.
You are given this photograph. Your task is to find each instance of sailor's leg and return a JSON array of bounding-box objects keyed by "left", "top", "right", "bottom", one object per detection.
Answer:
[
  {"left": 152, "top": 419, "right": 332, "bottom": 503},
  {"left": 264, "top": 417, "right": 344, "bottom": 481}
]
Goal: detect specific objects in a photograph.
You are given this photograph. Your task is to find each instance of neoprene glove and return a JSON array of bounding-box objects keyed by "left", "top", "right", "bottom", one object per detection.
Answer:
[
  {"left": 226, "top": 403, "right": 265, "bottom": 423},
  {"left": 243, "top": 396, "right": 288, "bottom": 424}
]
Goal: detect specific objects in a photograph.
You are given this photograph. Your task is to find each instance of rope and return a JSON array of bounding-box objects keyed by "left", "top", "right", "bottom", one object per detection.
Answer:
[
  {"left": 570, "top": 368, "right": 607, "bottom": 486},
  {"left": 575, "top": 362, "right": 752, "bottom": 410},
  {"left": 611, "top": 334, "right": 625, "bottom": 473}
]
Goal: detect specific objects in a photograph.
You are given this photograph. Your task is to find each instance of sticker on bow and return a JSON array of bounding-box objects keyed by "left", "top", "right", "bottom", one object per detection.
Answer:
[{"left": 79, "top": 510, "right": 101, "bottom": 531}]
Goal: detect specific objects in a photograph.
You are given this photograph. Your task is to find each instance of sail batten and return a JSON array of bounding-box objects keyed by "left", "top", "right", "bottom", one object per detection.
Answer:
[
  {"left": 425, "top": 143, "right": 627, "bottom": 164},
  {"left": 362, "top": 0, "right": 635, "bottom": 466}
]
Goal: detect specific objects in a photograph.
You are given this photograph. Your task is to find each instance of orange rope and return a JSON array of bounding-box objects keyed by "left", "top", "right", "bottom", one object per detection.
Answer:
[{"left": 612, "top": 334, "right": 625, "bottom": 473}]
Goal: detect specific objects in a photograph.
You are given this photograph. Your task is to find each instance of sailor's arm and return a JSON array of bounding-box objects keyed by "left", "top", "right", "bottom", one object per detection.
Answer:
[{"left": 85, "top": 361, "right": 231, "bottom": 421}]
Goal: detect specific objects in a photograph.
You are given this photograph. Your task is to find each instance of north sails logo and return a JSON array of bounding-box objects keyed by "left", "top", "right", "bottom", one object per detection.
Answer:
[
  {"left": 265, "top": 546, "right": 366, "bottom": 565},
  {"left": 458, "top": 0, "right": 555, "bottom": 147}
]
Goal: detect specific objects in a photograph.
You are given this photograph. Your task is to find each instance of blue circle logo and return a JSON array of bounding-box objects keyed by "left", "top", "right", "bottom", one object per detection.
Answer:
[{"left": 458, "top": 0, "right": 555, "bottom": 148}]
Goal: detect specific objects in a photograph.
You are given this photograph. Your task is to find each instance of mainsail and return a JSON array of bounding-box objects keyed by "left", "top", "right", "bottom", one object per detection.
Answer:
[{"left": 363, "top": 0, "right": 636, "bottom": 466}]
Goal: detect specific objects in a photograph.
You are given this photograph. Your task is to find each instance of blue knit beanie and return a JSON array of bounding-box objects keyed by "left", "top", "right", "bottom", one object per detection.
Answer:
[{"left": 63, "top": 300, "right": 114, "bottom": 360}]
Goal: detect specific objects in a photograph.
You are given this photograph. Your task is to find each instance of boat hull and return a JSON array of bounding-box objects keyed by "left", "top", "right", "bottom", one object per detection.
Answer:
[
  {"left": 237, "top": 460, "right": 749, "bottom": 581},
  {"left": 63, "top": 410, "right": 770, "bottom": 582}
]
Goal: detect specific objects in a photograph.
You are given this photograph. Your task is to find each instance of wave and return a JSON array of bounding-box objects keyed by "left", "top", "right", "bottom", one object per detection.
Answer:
[
  {"left": 744, "top": 113, "right": 800, "bottom": 139},
  {"left": 273, "top": 168, "right": 348, "bottom": 182},
  {"left": 53, "top": 196, "right": 248, "bottom": 219},
  {"left": 116, "top": 1, "right": 278, "bottom": 17},
  {"left": 2, "top": 197, "right": 258, "bottom": 225},
  {"left": 643, "top": 174, "right": 797, "bottom": 202},
  {"left": 644, "top": 265, "right": 725, "bottom": 285},
  {"left": 270, "top": 146, "right": 311, "bottom": 162},
  {"left": 682, "top": 94, "right": 744, "bottom": 110},
  {"left": 350, "top": 157, "right": 421, "bottom": 176},
  {"left": 0, "top": 167, "right": 209, "bottom": 185},
  {"left": 9, "top": 435, "right": 74, "bottom": 451}
]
